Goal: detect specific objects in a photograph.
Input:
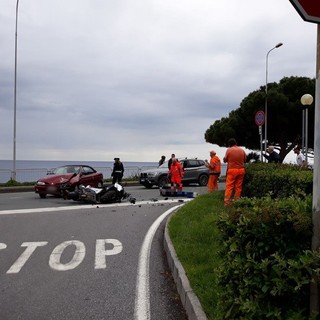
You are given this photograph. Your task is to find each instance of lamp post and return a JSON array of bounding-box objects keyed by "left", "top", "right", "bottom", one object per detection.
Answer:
[
  {"left": 12, "top": 0, "right": 20, "bottom": 181},
  {"left": 264, "top": 42, "right": 283, "bottom": 157},
  {"left": 301, "top": 93, "right": 313, "bottom": 165}
]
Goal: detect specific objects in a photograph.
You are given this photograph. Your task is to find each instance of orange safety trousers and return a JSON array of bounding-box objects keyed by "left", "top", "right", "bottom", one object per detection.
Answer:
[
  {"left": 208, "top": 174, "right": 219, "bottom": 192},
  {"left": 169, "top": 164, "right": 183, "bottom": 191},
  {"left": 170, "top": 175, "right": 182, "bottom": 190},
  {"left": 224, "top": 168, "right": 245, "bottom": 206}
]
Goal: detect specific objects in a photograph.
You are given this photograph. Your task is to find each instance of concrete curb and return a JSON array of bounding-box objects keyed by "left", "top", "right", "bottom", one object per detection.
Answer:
[{"left": 164, "top": 214, "right": 208, "bottom": 320}]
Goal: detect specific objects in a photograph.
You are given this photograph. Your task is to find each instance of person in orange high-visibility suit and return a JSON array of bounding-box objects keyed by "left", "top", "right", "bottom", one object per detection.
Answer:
[
  {"left": 205, "top": 150, "right": 221, "bottom": 192},
  {"left": 223, "top": 138, "right": 246, "bottom": 206},
  {"left": 168, "top": 158, "right": 184, "bottom": 191}
]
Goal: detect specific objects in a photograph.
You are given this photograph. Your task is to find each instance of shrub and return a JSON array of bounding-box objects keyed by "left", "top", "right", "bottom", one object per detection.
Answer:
[
  {"left": 242, "top": 163, "right": 313, "bottom": 198},
  {"left": 216, "top": 195, "right": 320, "bottom": 319},
  {"left": 0, "top": 179, "right": 35, "bottom": 187}
]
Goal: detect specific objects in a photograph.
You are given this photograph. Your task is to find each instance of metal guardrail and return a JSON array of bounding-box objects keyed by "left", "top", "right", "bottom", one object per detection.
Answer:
[{"left": 0, "top": 166, "right": 158, "bottom": 183}]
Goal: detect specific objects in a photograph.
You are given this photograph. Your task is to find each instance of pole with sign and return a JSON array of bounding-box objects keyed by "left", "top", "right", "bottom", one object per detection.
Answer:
[
  {"left": 255, "top": 111, "right": 265, "bottom": 162},
  {"left": 289, "top": 1, "right": 320, "bottom": 313}
]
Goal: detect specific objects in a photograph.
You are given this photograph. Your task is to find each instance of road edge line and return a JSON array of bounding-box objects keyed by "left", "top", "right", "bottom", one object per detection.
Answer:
[{"left": 134, "top": 204, "right": 184, "bottom": 320}]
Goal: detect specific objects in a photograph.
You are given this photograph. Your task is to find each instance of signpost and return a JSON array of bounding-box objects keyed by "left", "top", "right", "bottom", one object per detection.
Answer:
[
  {"left": 289, "top": 0, "right": 320, "bottom": 313},
  {"left": 255, "top": 111, "right": 265, "bottom": 162}
]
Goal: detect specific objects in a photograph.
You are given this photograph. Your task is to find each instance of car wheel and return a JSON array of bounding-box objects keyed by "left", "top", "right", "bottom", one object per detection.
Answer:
[
  {"left": 198, "top": 174, "right": 209, "bottom": 186},
  {"left": 158, "top": 175, "right": 169, "bottom": 188},
  {"left": 144, "top": 182, "right": 153, "bottom": 189},
  {"left": 39, "top": 193, "right": 47, "bottom": 199}
]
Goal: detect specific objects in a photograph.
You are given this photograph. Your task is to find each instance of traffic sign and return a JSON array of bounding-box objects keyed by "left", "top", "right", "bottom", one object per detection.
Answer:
[
  {"left": 289, "top": 0, "right": 320, "bottom": 23},
  {"left": 255, "top": 111, "right": 265, "bottom": 126}
]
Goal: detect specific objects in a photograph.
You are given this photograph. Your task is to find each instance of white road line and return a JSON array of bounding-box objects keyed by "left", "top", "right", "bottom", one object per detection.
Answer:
[
  {"left": 0, "top": 199, "right": 191, "bottom": 215},
  {"left": 134, "top": 204, "right": 185, "bottom": 320}
]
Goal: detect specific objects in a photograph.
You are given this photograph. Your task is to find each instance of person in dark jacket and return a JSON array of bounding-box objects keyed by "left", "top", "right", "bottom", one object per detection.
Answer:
[
  {"left": 168, "top": 154, "right": 175, "bottom": 169},
  {"left": 158, "top": 155, "right": 166, "bottom": 167},
  {"left": 263, "top": 146, "right": 280, "bottom": 163},
  {"left": 111, "top": 158, "right": 124, "bottom": 184}
]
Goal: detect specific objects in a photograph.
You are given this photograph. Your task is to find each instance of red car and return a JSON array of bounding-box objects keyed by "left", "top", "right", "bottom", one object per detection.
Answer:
[{"left": 34, "top": 165, "right": 104, "bottom": 198}]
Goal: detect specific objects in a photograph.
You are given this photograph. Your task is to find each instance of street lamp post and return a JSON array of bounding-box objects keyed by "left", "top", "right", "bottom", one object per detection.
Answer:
[
  {"left": 264, "top": 42, "right": 283, "bottom": 157},
  {"left": 301, "top": 93, "right": 314, "bottom": 165},
  {"left": 12, "top": 0, "right": 20, "bottom": 181}
]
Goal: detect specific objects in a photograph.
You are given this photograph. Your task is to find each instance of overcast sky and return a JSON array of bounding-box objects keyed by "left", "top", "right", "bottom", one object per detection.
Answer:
[{"left": 0, "top": 0, "right": 317, "bottom": 163}]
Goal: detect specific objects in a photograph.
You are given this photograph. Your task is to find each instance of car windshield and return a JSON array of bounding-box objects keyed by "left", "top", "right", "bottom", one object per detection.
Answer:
[{"left": 50, "top": 166, "right": 80, "bottom": 175}]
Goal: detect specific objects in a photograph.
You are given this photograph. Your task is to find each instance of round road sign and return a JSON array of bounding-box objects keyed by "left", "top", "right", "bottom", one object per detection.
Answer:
[{"left": 255, "top": 111, "right": 265, "bottom": 126}]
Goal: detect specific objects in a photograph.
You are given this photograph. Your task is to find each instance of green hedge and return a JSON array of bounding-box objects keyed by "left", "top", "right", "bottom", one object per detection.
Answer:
[
  {"left": 242, "top": 163, "right": 313, "bottom": 199},
  {"left": 216, "top": 195, "right": 320, "bottom": 319}
]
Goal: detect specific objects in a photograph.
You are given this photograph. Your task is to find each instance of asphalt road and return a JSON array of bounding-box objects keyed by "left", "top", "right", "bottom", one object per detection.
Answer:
[
  {"left": 0, "top": 185, "right": 214, "bottom": 320},
  {"left": 0, "top": 184, "right": 207, "bottom": 209}
]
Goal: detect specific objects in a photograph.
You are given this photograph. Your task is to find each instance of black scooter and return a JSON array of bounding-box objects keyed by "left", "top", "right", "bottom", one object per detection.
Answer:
[{"left": 61, "top": 174, "right": 136, "bottom": 204}]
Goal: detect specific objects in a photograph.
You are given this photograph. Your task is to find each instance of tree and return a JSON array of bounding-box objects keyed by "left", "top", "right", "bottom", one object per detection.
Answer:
[{"left": 204, "top": 76, "right": 315, "bottom": 162}]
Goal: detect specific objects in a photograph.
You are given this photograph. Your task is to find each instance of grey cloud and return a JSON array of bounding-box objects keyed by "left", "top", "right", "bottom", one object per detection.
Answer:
[{"left": 0, "top": 0, "right": 316, "bottom": 162}]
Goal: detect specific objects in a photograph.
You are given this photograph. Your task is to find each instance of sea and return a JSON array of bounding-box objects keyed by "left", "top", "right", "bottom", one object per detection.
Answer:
[{"left": 0, "top": 160, "right": 158, "bottom": 183}]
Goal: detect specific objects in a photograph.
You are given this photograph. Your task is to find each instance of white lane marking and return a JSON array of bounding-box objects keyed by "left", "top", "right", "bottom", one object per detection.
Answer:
[
  {"left": 7, "top": 241, "right": 48, "bottom": 274},
  {"left": 134, "top": 204, "right": 185, "bottom": 320},
  {"left": 7, "top": 196, "right": 24, "bottom": 199},
  {"left": 95, "top": 239, "right": 123, "bottom": 269},
  {"left": 49, "top": 240, "right": 86, "bottom": 271},
  {"left": 0, "top": 199, "right": 191, "bottom": 215},
  {"left": 2, "top": 239, "right": 123, "bottom": 273}
]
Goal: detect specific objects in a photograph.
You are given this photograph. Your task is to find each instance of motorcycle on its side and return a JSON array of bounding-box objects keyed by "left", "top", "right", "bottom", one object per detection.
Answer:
[{"left": 61, "top": 173, "right": 136, "bottom": 204}]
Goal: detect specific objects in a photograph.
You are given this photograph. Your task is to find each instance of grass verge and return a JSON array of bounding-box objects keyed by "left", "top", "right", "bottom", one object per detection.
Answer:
[{"left": 168, "top": 191, "right": 225, "bottom": 319}]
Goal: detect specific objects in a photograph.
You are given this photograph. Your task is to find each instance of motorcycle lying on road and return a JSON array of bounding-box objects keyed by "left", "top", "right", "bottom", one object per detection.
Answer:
[{"left": 61, "top": 173, "right": 136, "bottom": 204}]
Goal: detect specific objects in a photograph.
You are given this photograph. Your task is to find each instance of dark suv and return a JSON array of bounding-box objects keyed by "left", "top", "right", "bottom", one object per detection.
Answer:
[{"left": 139, "top": 158, "right": 209, "bottom": 188}]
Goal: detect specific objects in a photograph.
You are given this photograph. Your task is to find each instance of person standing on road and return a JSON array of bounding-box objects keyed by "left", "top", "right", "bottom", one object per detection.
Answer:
[
  {"left": 262, "top": 146, "right": 280, "bottom": 163},
  {"left": 223, "top": 138, "right": 246, "bottom": 206},
  {"left": 205, "top": 150, "right": 221, "bottom": 192},
  {"left": 168, "top": 158, "right": 184, "bottom": 191},
  {"left": 168, "top": 154, "right": 175, "bottom": 169},
  {"left": 111, "top": 158, "right": 124, "bottom": 184},
  {"left": 158, "top": 155, "right": 166, "bottom": 167}
]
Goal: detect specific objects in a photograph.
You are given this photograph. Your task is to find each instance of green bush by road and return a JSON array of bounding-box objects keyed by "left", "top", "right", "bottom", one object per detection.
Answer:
[{"left": 169, "top": 164, "right": 320, "bottom": 319}]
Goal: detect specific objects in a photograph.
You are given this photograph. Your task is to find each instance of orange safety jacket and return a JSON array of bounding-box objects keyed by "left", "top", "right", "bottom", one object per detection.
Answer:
[
  {"left": 209, "top": 155, "right": 221, "bottom": 174},
  {"left": 169, "top": 162, "right": 184, "bottom": 178}
]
